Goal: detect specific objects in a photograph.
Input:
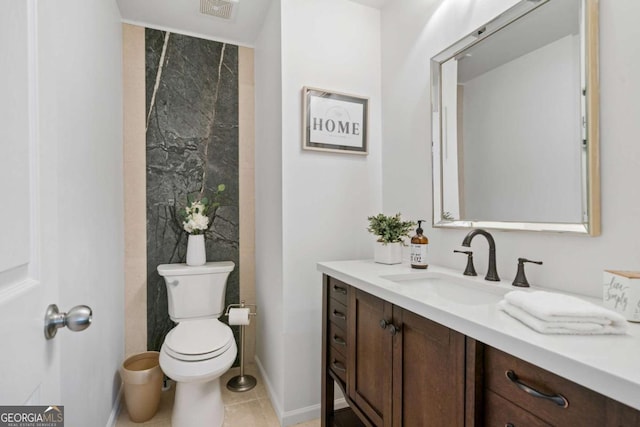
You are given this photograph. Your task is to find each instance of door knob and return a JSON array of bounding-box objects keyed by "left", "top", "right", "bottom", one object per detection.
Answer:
[{"left": 44, "top": 304, "right": 92, "bottom": 340}]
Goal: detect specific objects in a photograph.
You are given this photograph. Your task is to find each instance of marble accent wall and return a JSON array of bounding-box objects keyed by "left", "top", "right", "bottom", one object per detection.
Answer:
[{"left": 145, "top": 29, "right": 240, "bottom": 353}]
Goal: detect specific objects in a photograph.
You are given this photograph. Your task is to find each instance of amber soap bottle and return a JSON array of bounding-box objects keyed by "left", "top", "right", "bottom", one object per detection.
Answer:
[{"left": 410, "top": 220, "right": 429, "bottom": 269}]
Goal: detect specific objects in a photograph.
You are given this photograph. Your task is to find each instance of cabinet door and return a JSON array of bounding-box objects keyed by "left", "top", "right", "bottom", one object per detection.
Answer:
[
  {"left": 392, "top": 307, "right": 465, "bottom": 427},
  {"left": 349, "top": 289, "right": 393, "bottom": 427}
]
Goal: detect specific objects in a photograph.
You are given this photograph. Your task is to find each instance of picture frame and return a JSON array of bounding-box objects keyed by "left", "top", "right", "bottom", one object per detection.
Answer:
[{"left": 302, "top": 86, "right": 369, "bottom": 155}]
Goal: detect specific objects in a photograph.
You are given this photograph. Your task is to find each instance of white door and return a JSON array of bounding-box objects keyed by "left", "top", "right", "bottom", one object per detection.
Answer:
[
  {"left": 0, "top": 0, "right": 54, "bottom": 405},
  {"left": 0, "top": 0, "right": 102, "bottom": 407},
  {"left": 1, "top": 0, "right": 124, "bottom": 423}
]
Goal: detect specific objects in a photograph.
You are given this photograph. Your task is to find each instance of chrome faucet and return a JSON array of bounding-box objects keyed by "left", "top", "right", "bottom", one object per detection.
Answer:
[{"left": 461, "top": 229, "right": 500, "bottom": 281}]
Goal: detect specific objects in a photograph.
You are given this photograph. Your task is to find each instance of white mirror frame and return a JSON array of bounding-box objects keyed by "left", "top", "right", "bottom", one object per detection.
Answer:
[{"left": 430, "top": 0, "right": 600, "bottom": 236}]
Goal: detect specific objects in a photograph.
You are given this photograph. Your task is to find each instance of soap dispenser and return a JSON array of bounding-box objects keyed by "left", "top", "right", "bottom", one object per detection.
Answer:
[{"left": 410, "top": 220, "right": 429, "bottom": 269}]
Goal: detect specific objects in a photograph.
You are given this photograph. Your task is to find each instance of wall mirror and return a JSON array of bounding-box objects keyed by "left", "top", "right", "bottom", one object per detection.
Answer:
[{"left": 431, "top": 0, "right": 600, "bottom": 235}]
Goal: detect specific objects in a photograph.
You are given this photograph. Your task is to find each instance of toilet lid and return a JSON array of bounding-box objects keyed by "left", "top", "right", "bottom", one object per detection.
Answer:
[{"left": 164, "top": 319, "right": 233, "bottom": 361}]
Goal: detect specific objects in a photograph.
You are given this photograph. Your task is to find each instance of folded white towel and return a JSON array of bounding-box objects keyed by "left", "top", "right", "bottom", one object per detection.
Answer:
[
  {"left": 498, "top": 300, "right": 627, "bottom": 335},
  {"left": 499, "top": 290, "right": 628, "bottom": 335},
  {"left": 505, "top": 290, "right": 627, "bottom": 325}
]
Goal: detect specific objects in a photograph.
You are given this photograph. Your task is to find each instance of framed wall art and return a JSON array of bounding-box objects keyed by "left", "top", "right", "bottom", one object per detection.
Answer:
[{"left": 302, "top": 86, "right": 368, "bottom": 155}]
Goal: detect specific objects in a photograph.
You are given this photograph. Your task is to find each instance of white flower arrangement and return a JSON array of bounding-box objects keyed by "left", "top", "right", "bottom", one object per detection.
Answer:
[
  {"left": 181, "top": 184, "right": 225, "bottom": 235},
  {"left": 183, "top": 201, "right": 210, "bottom": 234}
]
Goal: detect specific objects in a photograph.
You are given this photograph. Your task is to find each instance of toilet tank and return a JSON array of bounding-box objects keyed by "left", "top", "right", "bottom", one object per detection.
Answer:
[{"left": 157, "top": 261, "right": 235, "bottom": 321}]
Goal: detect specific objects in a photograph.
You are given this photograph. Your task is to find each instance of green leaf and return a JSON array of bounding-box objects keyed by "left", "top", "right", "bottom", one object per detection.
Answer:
[
  {"left": 218, "top": 184, "right": 226, "bottom": 192},
  {"left": 366, "top": 213, "right": 416, "bottom": 244}
]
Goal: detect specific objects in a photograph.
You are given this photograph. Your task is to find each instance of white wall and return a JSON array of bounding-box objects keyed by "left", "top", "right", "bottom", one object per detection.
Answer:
[
  {"left": 281, "top": 0, "right": 382, "bottom": 421},
  {"left": 254, "top": 0, "right": 382, "bottom": 424},
  {"left": 37, "top": 0, "right": 124, "bottom": 425},
  {"left": 382, "top": 0, "right": 640, "bottom": 297},
  {"left": 462, "top": 35, "right": 582, "bottom": 223},
  {"left": 254, "top": 0, "right": 286, "bottom": 417}
]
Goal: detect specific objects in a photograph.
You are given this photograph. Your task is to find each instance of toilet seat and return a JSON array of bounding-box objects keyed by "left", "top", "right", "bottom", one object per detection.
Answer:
[{"left": 164, "top": 319, "right": 234, "bottom": 362}]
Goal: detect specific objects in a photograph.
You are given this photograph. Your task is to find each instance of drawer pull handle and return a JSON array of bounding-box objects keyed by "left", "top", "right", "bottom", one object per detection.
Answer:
[
  {"left": 332, "top": 310, "right": 346, "bottom": 320},
  {"left": 332, "top": 335, "right": 346, "bottom": 346},
  {"left": 505, "top": 424, "right": 514, "bottom": 427},
  {"left": 505, "top": 370, "right": 569, "bottom": 408},
  {"left": 332, "top": 285, "right": 347, "bottom": 295},
  {"left": 331, "top": 360, "right": 347, "bottom": 373}
]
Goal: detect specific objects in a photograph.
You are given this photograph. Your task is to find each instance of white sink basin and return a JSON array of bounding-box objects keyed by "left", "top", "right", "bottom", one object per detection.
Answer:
[{"left": 380, "top": 271, "right": 508, "bottom": 306}]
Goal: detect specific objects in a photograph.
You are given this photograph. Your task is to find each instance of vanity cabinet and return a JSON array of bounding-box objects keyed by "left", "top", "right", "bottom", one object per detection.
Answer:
[
  {"left": 348, "top": 287, "right": 392, "bottom": 426},
  {"left": 387, "top": 299, "right": 466, "bottom": 427},
  {"left": 323, "top": 276, "right": 367, "bottom": 427},
  {"left": 322, "top": 274, "right": 640, "bottom": 427},
  {"left": 322, "top": 276, "right": 465, "bottom": 427},
  {"left": 466, "top": 340, "right": 640, "bottom": 427}
]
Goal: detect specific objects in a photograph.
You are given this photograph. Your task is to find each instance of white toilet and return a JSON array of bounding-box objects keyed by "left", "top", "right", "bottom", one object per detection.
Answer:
[{"left": 157, "top": 261, "right": 237, "bottom": 427}]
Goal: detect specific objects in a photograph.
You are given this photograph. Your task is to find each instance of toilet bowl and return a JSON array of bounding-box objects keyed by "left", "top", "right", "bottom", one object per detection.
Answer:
[
  {"left": 157, "top": 261, "right": 236, "bottom": 427},
  {"left": 159, "top": 319, "right": 237, "bottom": 426}
]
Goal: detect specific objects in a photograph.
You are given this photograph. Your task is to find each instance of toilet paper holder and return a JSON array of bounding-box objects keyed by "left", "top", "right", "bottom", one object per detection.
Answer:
[
  {"left": 224, "top": 300, "right": 257, "bottom": 319},
  {"left": 224, "top": 300, "right": 257, "bottom": 392}
]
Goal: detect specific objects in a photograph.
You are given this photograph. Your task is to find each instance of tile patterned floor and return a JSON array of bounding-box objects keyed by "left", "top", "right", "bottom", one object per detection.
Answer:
[{"left": 115, "top": 363, "right": 320, "bottom": 427}]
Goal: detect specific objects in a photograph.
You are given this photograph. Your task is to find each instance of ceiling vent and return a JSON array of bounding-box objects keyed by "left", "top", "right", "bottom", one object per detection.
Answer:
[{"left": 200, "top": 0, "right": 239, "bottom": 20}]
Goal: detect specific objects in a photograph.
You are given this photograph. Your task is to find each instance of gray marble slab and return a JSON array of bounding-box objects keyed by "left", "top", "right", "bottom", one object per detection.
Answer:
[{"left": 145, "top": 29, "right": 240, "bottom": 360}]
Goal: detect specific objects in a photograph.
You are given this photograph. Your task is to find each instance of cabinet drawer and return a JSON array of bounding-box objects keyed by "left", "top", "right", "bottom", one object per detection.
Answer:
[
  {"left": 484, "top": 389, "right": 551, "bottom": 427},
  {"left": 329, "top": 322, "right": 348, "bottom": 357},
  {"left": 329, "top": 297, "right": 348, "bottom": 331},
  {"left": 484, "top": 346, "right": 606, "bottom": 426},
  {"left": 328, "top": 277, "right": 349, "bottom": 306},
  {"left": 329, "top": 345, "right": 348, "bottom": 385}
]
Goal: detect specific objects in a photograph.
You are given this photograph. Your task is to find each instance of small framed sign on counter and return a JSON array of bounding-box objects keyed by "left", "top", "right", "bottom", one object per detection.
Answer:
[
  {"left": 603, "top": 270, "right": 640, "bottom": 322},
  {"left": 302, "top": 87, "right": 368, "bottom": 155}
]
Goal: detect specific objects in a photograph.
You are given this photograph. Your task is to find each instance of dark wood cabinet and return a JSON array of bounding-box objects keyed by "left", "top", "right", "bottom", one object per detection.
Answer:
[
  {"left": 484, "top": 345, "right": 606, "bottom": 426},
  {"left": 348, "top": 288, "right": 393, "bottom": 426},
  {"left": 391, "top": 307, "right": 465, "bottom": 427},
  {"left": 322, "top": 274, "right": 640, "bottom": 427},
  {"left": 323, "top": 276, "right": 368, "bottom": 427},
  {"left": 323, "top": 276, "right": 465, "bottom": 427},
  {"left": 466, "top": 339, "right": 640, "bottom": 427}
]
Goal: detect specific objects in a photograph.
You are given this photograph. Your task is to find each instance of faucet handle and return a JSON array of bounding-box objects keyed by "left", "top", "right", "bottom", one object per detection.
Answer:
[
  {"left": 454, "top": 250, "right": 477, "bottom": 277},
  {"left": 513, "top": 258, "right": 543, "bottom": 287},
  {"left": 518, "top": 257, "right": 543, "bottom": 265},
  {"left": 454, "top": 250, "right": 472, "bottom": 255}
]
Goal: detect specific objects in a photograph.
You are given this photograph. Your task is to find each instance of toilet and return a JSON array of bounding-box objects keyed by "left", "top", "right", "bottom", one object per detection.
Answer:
[{"left": 157, "top": 261, "right": 237, "bottom": 427}]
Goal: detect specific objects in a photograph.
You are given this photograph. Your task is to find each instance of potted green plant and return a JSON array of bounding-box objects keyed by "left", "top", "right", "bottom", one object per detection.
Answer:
[{"left": 367, "top": 213, "right": 415, "bottom": 264}]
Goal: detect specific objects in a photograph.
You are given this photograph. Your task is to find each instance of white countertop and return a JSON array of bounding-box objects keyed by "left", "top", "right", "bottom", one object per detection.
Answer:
[{"left": 317, "top": 259, "right": 640, "bottom": 411}]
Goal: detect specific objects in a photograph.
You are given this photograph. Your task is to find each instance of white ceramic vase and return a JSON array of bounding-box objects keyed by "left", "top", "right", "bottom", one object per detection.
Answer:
[
  {"left": 374, "top": 241, "right": 402, "bottom": 265},
  {"left": 186, "top": 234, "right": 206, "bottom": 266}
]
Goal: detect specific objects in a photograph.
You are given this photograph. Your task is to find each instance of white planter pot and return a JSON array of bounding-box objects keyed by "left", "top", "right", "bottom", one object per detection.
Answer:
[
  {"left": 374, "top": 241, "right": 402, "bottom": 265},
  {"left": 186, "top": 234, "right": 206, "bottom": 266}
]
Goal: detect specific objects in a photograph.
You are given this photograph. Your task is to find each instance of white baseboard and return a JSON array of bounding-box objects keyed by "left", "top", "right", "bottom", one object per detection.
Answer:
[
  {"left": 105, "top": 383, "right": 123, "bottom": 427},
  {"left": 254, "top": 356, "right": 348, "bottom": 427},
  {"left": 335, "top": 397, "right": 349, "bottom": 410},
  {"left": 282, "top": 403, "right": 319, "bottom": 426},
  {"left": 280, "top": 397, "right": 347, "bottom": 426},
  {"left": 254, "top": 356, "right": 285, "bottom": 424}
]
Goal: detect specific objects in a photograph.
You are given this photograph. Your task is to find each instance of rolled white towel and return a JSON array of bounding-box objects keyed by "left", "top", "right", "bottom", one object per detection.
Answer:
[
  {"left": 498, "top": 300, "right": 627, "bottom": 335},
  {"left": 504, "top": 290, "right": 627, "bottom": 326}
]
